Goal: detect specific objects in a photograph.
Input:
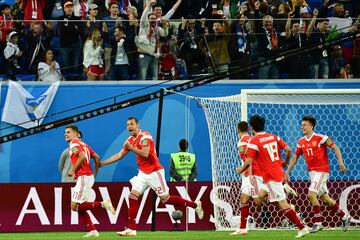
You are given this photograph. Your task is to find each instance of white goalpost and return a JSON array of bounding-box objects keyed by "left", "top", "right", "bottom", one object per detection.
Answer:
[{"left": 199, "top": 89, "right": 360, "bottom": 231}]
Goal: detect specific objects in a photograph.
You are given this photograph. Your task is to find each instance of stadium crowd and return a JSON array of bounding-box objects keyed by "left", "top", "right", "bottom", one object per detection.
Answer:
[{"left": 0, "top": 0, "right": 359, "bottom": 81}]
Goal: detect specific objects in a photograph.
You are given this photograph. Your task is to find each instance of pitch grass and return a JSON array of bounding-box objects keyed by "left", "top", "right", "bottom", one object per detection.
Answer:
[{"left": 0, "top": 230, "right": 359, "bottom": 240}]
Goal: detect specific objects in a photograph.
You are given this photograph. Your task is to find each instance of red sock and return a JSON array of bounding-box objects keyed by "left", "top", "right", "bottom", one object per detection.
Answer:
[
  {"left": 162, "top": 195, "right": 197, "bottom": 208},
  {"left": 79, "top": 210, "right": 96, "bottom": 231},
  {"left": 283, "top": 208, "right": 305, "bottom": 230},
  {"left": 240, "top": 203, "right": 249, "bottom": 229},
  {"left": 128, "top": 193, "right": 139, "bottom": 230},
  {"left": 77, "top": 202, "right": 101, "bottom": 212},
  {"left": 329, "top": 203, "right": 345, "bottom": 218},
  {"left": 313, "top": 205, "right": 322, "bottom": 224}
]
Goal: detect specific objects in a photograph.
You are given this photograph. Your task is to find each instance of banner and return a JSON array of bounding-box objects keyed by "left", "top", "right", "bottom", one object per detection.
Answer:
[
  {"left": 1, "top": 81, "right": 60, "bottom": 129},
  {"left": 0, "top": 181, "right": 358, "bottom": 232}
]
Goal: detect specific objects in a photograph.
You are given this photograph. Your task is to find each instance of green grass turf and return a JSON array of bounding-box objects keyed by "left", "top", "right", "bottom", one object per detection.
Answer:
[{"left": 0, "top": 230, "right": 359, "bottom": 240}]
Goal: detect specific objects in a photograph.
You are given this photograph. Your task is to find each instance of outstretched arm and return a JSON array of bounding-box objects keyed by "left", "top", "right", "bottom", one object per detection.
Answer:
[
  {"left": 283, "top": 145, "right": 292, "bottom": 167},
  {"left": 101, "top": 149, "right": 129, "bottom": 167}
]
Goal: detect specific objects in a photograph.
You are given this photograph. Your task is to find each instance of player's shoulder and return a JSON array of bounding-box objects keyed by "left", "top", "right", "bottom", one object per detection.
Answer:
[
  {"left": 313, "top": 132, "right": 328, "bottom": 139},
  {"left": 140, "top": 130, "right": 153, "bottom": 139}
]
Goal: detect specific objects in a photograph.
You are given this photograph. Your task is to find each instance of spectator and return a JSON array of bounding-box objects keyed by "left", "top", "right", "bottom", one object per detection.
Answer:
[
  {"left": 306, "top": 10, "right": 330, "bottom": 79},
  {"left": 329, "top": 45, "right": 349, "bottom": 78},
  {"left": 254, "top": 1, "right": 281, "bottom": 79},
  {"left": 10, "top": 0, "right": 24, "bottom": 33},
  {"left": 136, "top": 0, "right": 168, "bottom": 80},
  {"left": 25, "top": 22, "right": 53, "bottom": 74},
  {"left": 159, "top": 43, "right": 177, "bottom": 80},
  {"left": 83, "top": 28, "right": 104, "bottom": 80},
  {"left": 170, "top": 139, "right": 197, "bottom": 182},
  {"left": 3, "top": 31, "right": 22, "bottom": 80},
  {"left": 228, "top": 13, "right": 254, "bottom": 79},
  {"left": 38, "top": 49, "right": 63, "bottom": 82},
  {"left": 217, "top": 0, "right": 240, "bottom": 19},
  {"left": 206, "top": 13, "right": 231, "bottom": 75},
  {"left": 103, "top": 1, "right": 123, "bottom": 78},
  {"left": 153, "top": 0, "right": 183, "bottom": 20},
  {"left": 23, "top": 0, "right": 45, "bottom": 30},
  {"left": 125, "top": 5, "right": 139, "bottom": 79},
  {"left": 177, "top": 16, "right": 207, "bottom": 77},
  {"left": 57, "top": 0, "right": 83, "bottom": 78},
  {"left": 285, "top": 11, "right": 312, "bottom": 79},
  {"left": 110, "top": 26, "right": 130, "bottom": 80},
  {"left": 0, "top": 4, "right": 15, "bottom": 51},
  {"left": 73, "top": 0, "right": 89, "bottom": 20},
  {"left": 84, "top": 3, "right": 103, "bottom": 39}
]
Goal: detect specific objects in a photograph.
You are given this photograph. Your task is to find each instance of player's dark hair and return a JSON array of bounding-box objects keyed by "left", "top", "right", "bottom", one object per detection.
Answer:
[
  {"left": 179, "top": 139, "right": 188, "bottom": 151},
  {"left": 148, "top": 12, "right": 156, "bottom": 19},
  {"left": 302, "top": 116, "right": 316, "bottom": 128},
  {"left": 66, "top": 124, "right": 79, "bottom": 133},
  {"left": 237, "top": 121, "right": 248, "bottom": 132},
  {"left": 249, "top": 115, "right": 265, "bottom": 132},
  {"left": 128, "top": 116, "right": 139, "bottom": 124}
]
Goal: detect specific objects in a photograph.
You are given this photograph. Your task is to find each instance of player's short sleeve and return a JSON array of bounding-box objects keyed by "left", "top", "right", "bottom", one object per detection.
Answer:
[
  {"left": 246, "top": 140, "right": 259, "bottom": 159},
  {"left": 324, "top": 136, "right": 335, "bottom": 148},
  {"left": 70, "top": 140, "right": 84, "bottom": 156},
  {"left": 295, "top": 143, "right": 303, "bottom": 156},
  {"left": 140, "top": 135, "right": 151, "bottom": 147}
]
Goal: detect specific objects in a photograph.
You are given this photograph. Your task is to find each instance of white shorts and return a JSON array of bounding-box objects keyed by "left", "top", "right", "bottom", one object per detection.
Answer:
[
  {"left": 130, "top": 169, "right": 169, "bottom": 197},
  {"left": 72, "top": 175, "right": 94, "bottom": 203},
  {"left": 261, "top": 181, "right": 287, "bottom": 203},
  {"left": 241, "top": 175, "right": 264, "bottom": 198},
  {"left": 309, "top": 171, "right": 329, "bottom": 196}
]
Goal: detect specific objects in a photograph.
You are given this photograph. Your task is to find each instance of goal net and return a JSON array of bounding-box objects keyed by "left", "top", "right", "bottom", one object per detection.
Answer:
[{"left": 199, "top": 89, "right": 360, "bottom": 231}]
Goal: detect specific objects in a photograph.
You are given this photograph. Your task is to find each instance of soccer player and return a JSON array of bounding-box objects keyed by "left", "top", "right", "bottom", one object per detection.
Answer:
[
  {"left": 285, "top": 116, "right": 350, "bottom": 233},
  {"left": 65, "top": 125, "right": 116, "bottom": 238},
  {"left": 100, "top": 117, "right": 204, "bottom": 236},
  {"left": 232, "top": 121, "right": 264, "bottom": 236},
  {"left": 238, "top": 115, "right": 309, "bottom": 238}
]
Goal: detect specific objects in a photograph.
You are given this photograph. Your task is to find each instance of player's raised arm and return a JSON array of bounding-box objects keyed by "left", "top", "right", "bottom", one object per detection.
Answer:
[
  {"left": 101, "top": 148, "right": 128, "bottom": 167},
  {"left": 332, "top": 144, "right": 347, "bottom": 173}
]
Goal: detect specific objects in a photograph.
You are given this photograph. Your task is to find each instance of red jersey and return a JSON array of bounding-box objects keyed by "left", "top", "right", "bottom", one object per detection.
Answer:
[
  {"left": 246, "top": 132, "right": 288, "bottom": 183},
  {"left": 23, "top": 0, "right": 45, "bottom": 26},
  {"left": 123, "top": 130, "right": 163, "bottom": 174},
  {"left": 69, "top": 138, "right": 95, "bottom": 179},
  {"left": 295, "top": 133, "right": 334, "bottom": 173},
  {"left": 238, "top": 135, "right": 260, "bottom": 177},
  {"left": 0, "top": 15, "right": 15, "bottom": 43}
]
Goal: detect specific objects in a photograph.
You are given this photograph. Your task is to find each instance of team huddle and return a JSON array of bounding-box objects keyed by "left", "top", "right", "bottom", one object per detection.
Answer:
[
  {"left": 64, "top": 114, "right": 350, "bottom": 238},
  {"left": 234, "top": 115, "right": 350, "bottom": 238}
]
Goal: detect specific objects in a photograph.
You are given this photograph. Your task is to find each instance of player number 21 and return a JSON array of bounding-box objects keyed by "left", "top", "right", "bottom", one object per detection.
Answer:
[{"left": 263, "top": 142, "right": 280, "bottom": 162}]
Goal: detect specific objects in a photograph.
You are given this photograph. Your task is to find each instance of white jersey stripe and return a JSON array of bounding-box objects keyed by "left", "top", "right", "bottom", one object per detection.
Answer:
[{"left": 247, "top": 143, "right": 259, "bottom": 151}]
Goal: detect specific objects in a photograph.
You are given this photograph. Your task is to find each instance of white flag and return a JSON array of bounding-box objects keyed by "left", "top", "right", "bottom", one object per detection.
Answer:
[{"left": 1, "top": 81, "right": 60, "bottom": 129}]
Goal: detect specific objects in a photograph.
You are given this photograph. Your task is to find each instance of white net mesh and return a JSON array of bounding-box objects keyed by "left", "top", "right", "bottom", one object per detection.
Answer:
[{"left": 199, "top": 90, "right": 360, "bottom": 231}]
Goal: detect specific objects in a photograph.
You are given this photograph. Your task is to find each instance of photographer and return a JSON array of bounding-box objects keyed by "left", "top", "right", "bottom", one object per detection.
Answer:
[{"left": 3, "top": 31, "right": 22, "bottom": 80}]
